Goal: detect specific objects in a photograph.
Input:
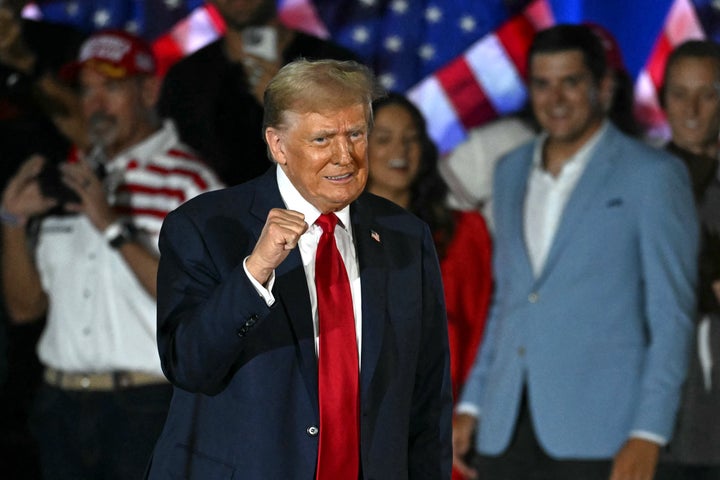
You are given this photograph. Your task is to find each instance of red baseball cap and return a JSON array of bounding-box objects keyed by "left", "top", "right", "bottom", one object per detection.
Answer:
[
  {"left": 585, "top": 22, "right": 627, "bottom": 73},
  {"left": 61, "top": 29, "right": 156, "bottom": 81}
]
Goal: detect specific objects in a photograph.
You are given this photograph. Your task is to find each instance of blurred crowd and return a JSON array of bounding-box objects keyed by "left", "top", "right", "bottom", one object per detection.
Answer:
[{"left": 0, "top": 0, "right": 718, "bottom": 479}]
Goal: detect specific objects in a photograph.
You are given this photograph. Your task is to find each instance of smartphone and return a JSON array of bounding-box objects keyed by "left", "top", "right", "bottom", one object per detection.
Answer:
[
  {"left": 242, "top": 26, "right": 278, "bottom": 62},
  {"left": 37, "top": 162, "right": 80, "bottom": 205}
]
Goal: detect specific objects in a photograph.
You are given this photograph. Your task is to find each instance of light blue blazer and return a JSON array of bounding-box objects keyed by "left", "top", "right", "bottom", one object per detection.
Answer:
[{"left": 460, "top": 124, "right": 699, "bottom": 459}]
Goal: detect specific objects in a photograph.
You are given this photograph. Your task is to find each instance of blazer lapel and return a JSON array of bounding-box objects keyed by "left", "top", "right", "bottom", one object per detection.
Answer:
[
  {"left": 275, "top": 251, "right": 318, "bottom": 412},
  {"left": 351, "top": 197, "right": 388, "bottom": 400},
  {"left": 250, "top": 168, "right": 319, "bottom": 412},
  {"left": 506, "top": 151, "right": 536, "bottom": 284},
  {"left": 535, "top": 126, "right": 619, "bottom": 284}
]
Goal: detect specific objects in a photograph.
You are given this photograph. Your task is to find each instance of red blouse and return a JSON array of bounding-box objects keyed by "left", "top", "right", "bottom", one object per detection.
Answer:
[{"left": 440, "top": 210, "right": 493, "bottom": 402}]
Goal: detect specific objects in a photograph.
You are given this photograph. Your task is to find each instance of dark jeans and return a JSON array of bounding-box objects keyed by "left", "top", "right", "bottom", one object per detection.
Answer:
[
  {"left": 29, "top": 382, "right": 172, "bottom": 480},
  {"left": 475, "top": 394, "right": 612, "bottom": 480},
  {"left": 656, "top": 464, "right": 720, "bottom": 480}
]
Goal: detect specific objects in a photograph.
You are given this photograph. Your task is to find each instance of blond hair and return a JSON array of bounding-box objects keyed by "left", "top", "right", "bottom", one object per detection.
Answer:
[{"left": 263, "top": 58, "right": 384, "bottom": 132}]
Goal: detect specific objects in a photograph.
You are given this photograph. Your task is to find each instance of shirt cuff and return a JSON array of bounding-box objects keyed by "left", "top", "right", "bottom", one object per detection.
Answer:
[
  {"left": 629, "top": 430, "right": 667, "bottom": 446},
  {"left": 454, "top": 402, "right": 480, "bottom": 418},
  {"left": 243, "top": 256, "right": 276, "bottom": 306}
]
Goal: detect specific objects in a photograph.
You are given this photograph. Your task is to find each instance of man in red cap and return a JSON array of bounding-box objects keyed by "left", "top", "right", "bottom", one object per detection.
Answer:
[{"left": 0, "top": 29, "right": 223, "bottom": 479}]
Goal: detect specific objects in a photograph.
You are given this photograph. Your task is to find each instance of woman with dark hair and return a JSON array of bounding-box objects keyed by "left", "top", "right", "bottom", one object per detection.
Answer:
[{"left": 366, "top": 92, "right": 493, "bottom": 405}]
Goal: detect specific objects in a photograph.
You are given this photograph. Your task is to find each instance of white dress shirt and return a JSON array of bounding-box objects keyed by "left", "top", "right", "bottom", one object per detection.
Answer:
[
  {"left": 244, "top": 167, "right": 363, "bottom": 361},
  {"left": 524, "top": 123, "right": 607, "bottom": 276}
]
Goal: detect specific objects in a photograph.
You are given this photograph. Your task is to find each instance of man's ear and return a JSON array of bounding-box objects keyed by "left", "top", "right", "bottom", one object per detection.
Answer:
[
  {"left": 264, "top": 127, "right": 286, "bottom": 165},
  {"left": 598, "top": 72, "right": 615, "bottom": 113}
]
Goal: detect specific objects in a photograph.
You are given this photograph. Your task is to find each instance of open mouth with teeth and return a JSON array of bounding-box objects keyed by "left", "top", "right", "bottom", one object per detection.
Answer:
[
  {"left": 388, "top": 158, "right": 409, "bottom": 169},
  {"left": 325, "top": 173, "right": 353, "bottom": 181}
]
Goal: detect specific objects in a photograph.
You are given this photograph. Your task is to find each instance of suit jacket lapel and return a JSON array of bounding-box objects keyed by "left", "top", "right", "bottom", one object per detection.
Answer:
[
  {"left": 351, "top": 196, "right": 388, "bottom": 400},
  {"left": 536, "top": 125, "right": 619, "bottom": 284},
  {"left": 250, "top": 167, "right": 319, "bottom": 412},
  {"left": 506, "top": 150, "right": 536, "bottom": 285}
]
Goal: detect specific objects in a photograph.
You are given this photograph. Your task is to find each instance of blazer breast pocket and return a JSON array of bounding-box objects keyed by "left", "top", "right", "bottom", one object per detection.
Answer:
[{"left": 606, "top": 197, "right": 624, "bottom": 208}]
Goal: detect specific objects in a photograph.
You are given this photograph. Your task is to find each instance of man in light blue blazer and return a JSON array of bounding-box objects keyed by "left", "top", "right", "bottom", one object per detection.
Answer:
[{"left": 453, "top": 25, "right": 698, "bottom": 480}]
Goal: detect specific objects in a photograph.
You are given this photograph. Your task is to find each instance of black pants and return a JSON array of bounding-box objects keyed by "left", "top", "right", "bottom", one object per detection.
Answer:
[
  {"left": 29, "top": 382, "right": 172, "bottom": 480},
  {"left": 475, "top": 393, "right": 612, "bottom": 480},
  {"left": 656, "top": 464, "right": 720, "bottom": 480}
]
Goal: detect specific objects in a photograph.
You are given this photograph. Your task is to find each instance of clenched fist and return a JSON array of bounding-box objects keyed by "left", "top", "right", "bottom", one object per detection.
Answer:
[{"left": 245, "top": 208, "right": 308, "bottom": 285}]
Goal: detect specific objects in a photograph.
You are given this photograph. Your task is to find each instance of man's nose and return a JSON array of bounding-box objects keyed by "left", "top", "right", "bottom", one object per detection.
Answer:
[
  {"left": 333, "top": 138, "right": 353, "bottom": 165},
  {"left": 548, "top": 84, "right": 566, "bottom": 103},
  {"left": 686, "top": 94, "right": 701, "bottom": 116},
  {"left": 84, "top": 96, "right": 106, "bottom": 119}
]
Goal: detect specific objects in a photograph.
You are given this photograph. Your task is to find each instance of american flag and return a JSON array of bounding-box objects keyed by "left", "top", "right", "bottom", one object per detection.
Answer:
[{"left": 23, "top": 0, "right": 720, "bottom": 153}]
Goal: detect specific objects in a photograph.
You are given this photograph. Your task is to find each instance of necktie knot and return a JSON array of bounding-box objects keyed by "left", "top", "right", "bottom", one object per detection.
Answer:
[{"left": 316, "top": 213, "right": 338, "bottom": 234}]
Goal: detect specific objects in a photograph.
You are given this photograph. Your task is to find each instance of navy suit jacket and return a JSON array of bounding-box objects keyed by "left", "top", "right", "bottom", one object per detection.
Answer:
[
  {"left": 147, "top": 167, "right": 453, "bottom": 479},
  {"left": 461, "top": 124, "right": 699, "bottom": 458}
]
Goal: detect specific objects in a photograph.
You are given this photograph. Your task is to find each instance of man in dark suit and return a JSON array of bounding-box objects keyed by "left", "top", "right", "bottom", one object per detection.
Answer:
[{"left": 147, "top": 59, "right": 453, "bottom": 479}]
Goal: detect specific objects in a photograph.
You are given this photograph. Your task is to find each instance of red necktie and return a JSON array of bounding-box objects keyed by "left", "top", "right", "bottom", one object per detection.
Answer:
[{"left": 314, "top": 213, "right": 360, "bottom": 479}]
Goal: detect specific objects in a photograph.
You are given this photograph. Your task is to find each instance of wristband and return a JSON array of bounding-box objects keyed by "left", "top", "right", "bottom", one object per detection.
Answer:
[{"left": 0, "top": 208, "right": 25, "bottom": 227}]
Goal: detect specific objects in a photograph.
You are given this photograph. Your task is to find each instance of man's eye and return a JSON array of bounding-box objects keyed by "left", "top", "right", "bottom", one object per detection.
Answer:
[
  {"left": 107, "top": 80, "right": 123, "bottom": 91},
  {"left": 701, "top": 90, "right": 720, "bottom": 102},
  {"left": 404, "top": 133, "right": 419, "bottom": 144},
  {"left": 668, "top": 89, "right": 687, "bottom": 101},
  {"left": 530, "top": 80, "right": 547, "bottom": 90}
]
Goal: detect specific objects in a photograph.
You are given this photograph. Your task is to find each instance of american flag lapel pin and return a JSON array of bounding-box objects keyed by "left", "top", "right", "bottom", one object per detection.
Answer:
[{"left": 370, "top": 230, "right": 381, "bottom": 243}]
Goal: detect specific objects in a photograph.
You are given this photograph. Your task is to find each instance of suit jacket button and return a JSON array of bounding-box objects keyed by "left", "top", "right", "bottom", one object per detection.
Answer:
[
  {"left": 528, "top": 292, "right": 539, "bottom": 303},
  {"left": 307, "top": 426, "right": 319, "bottom": 436},
  {"left": 518, "top": 346, "right": 526, "bottom": 356}
]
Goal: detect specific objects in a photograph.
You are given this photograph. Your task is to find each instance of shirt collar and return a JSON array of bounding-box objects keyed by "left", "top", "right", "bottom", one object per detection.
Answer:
[
  {"left": 532, "top": 120, "right": 609, "bottom": 175},
  {"left": 276, "top": 166, "right": 352, "bottom": 231},
  {"left": 102, "top": 120, "right": 178, "bottom": 172}
]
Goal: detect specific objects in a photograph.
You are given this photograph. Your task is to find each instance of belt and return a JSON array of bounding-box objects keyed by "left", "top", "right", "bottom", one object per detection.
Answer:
[{"left": 44, "top": 367, "right": 168, "bottom": 392}]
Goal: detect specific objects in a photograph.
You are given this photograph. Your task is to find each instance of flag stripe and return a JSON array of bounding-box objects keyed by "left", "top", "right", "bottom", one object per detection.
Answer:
[
  {"left": 465, "top": 34, "right": 527, "bottom": 115},
  {"left": 408, "top": 77, "right": 467, "bottom": 153},
  {"left": 648, "top": 33, "right": 673, "bottom": 90},
  {"left": 437, "top": 58, "right": 497, "bottom": 131},
  {"left": 278, "top": 0, "right": 328, "bottom": 38},
  {"left": 495, "top": 14, "right": 537, "bottom": 80}
]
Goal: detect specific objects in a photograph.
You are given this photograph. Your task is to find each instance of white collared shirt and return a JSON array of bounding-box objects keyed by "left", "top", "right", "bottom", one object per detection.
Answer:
[
  {"left": 244, "top": 167, "right": 362, "bottom": 361},
  {"left": 524, "top": 122, "right": 607, "bottom": 276}
]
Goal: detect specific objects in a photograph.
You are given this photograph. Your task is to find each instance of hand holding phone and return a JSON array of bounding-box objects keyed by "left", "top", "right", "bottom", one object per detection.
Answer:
[{"left": 242, "top": 26, "right": 278, "bottom": 62}]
